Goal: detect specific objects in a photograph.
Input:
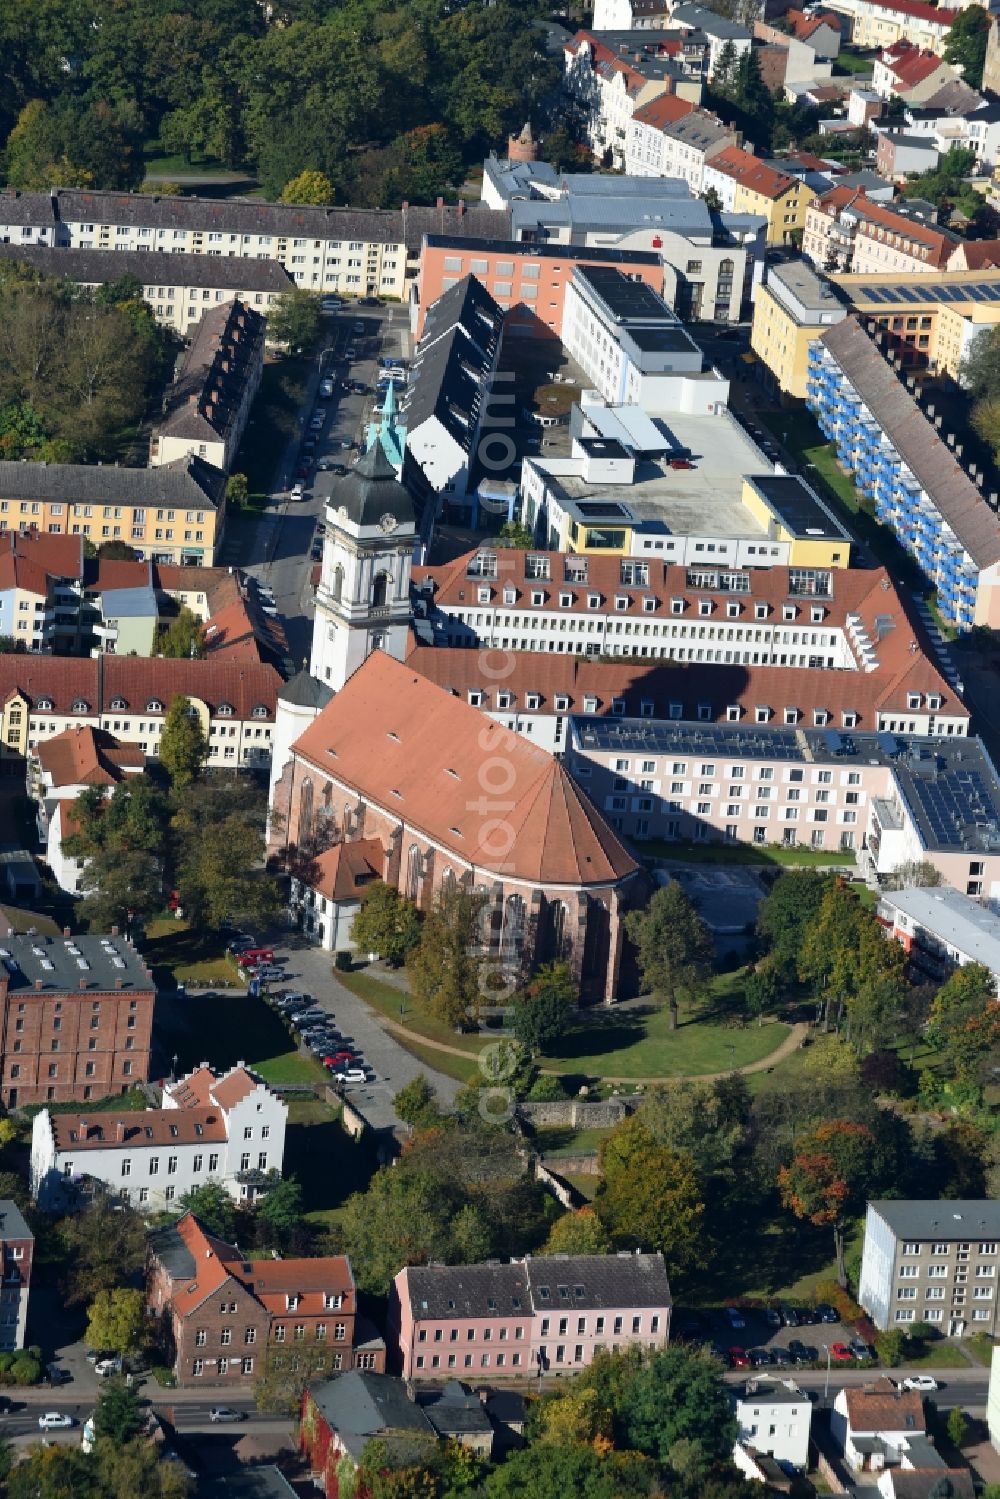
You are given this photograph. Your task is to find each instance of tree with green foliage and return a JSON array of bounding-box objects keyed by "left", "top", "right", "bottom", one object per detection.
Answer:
[
  {"left": 59, "top": 1201, "right": 147, "bottom": 1307},
  {"left": 159, "top": 606, "right": 206, "bottom": 660},
  {"left": 176, "top": 1181, "right": 240, "bottom": 1241},
  {"left": 350, "top": 881, "right": 421, "bottom": 966},
  {"left": 798, "top": 880, "right": 867, "bottom": 1027},
  {"left": 408, "top": 886, "right": 485, "bottom": 1029},
  {"left": 540, "top": 125, "right": 580, "bottom": 172},
  {"left": 874, "top": 1327, "right": 906, "bottom": 1367},
  {"left": 512, "top": 962, "right": 577, "bottom": 1055},
  {"left": 255, "top": 1177, "right": 304, "bottom": 1249},
  {"left": 946, "top": 1405, "right": 968, "bottom": 1449},
  {"left": 619, "top": 1345, "right": 738, "bottom": 1479},
  {"left": 484, "top": 1444, "right": 658, "bottom": 1499},
  {"left": 93, "top": 1377, "right": 146, "bottom": 1443},
  {"left": 928, "top": 961, "right": 1000, "bottom": 1084},
  {"left": 497, "top": 519, "right": 534, "bottom": 548},
  {"left": 63, "top": 776, "right": 168, "bottom": 932},
  {"left": 279, "top": 170, "right": 335, "bottom": 205},
  {"left": 756, "top": 870, "right": 830, "bottom": 979},
  {"left": 845, "top": 915, "right": 909, "bottom": 1054},
  {"left": 540, "top": 1207, "right": 611, "bottom": 1257},
  {"left": 595, "top": 1115, "right": 704, "bottom": 1269},
  {"left": 639, "top": 1075, "right": 749, "bottom": 1184},
  {"left": 97, "top": 539, "right": 137, "bottom": 561},
  {"left": 944, "top": 6, "right": 990, "bottom": 89},
  {"left": 225, "top": 472, "right": 249, "bottom": 510},
  {"left": 269, "top": 287, "right": 322, "bottom": 355},
  {"left": 337, "top": 1165, "right": 466, "bottom": 1296},
  {"left": 625, "top": 881, "right": 713, "bottom": 1030},
  {"left": 85, "top": 1287, "right": 147, "bottom": 1359},
  {"left": 171, "top": 777, "right": 282, "bottom": 932},
  {"left": 158, "top": 695, "right": 208, "bottom": 789},
  {"left": 393, "top": 1075, "right": 444, "bottom": 1131},
  {"left": 778, "top": 1119, "right": 879, "bottom": 1284},
  {"left": 744, "top": 961, "right": 780, "bottom": 1026}
]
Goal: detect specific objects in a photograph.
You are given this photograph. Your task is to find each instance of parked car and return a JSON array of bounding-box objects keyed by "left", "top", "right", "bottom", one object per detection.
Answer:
[
  {"left": 335, "top": 1067, "right": 369, "bottom": 1085},
  {"left": 320, "top": 298, "right": 343, "bottom": 312},
  {"left": 830, "top": 1343, "right": 854, "bottom": 1362},
  {"left": 255, "top": 966, "right": 283, "bottom": 983},
  {"left": 748, "top": 1348, "right": 772, "bottom": 1368},
  {"left": 39, "top": 1413, "right": 75, "bottom": 1430},
  {"left": 815, "top": 1303, "right": 839, "bottom": 1324},
  {"left": 330, "top": 463, "right": 348, "bottom": 477},
  {"left": 724, "top": 1307, "right": 746, "bottom": 1329},
  {"left": 358, "top": 297, "right": 381, "bottom": 307},
  {"left": 209, "top": 1407, "right": 246, "bottom": 1423},
  {"left": 309, "top": 412, "right": 325, "bottom": 431},
  {"left": 241, "top": 948, "right": 275, "bottom": 966},
  {"left": 319, "top": 378, "right": 334, "bottom": 398},
  {"left": 728, "top": 1347, "right": 749, "bottom": 1369},
  {"left": 901, "top": 1375, "right": 938, "bottom": 1392},
  {"left": 350, "top": 381, "right": 370, "bottom": 395},
  {"left": 95, "top": 1357, "right": 122, "bottom": 1377},
  {"left": 282, "top": 992, "right": 311, "bottom": 1008},
  {"left": 770, "top": 1346, "right": 792, "bottom": 1366},
  {"left": 352, "top": 321, "right": 365, "bottom": 334},
  {"left": 290, "top": 483, "right": 304, "bottom": 502},
  {"left": 787, "top": 1341, "right": 817, "bottom": 1365},
  {"left": 336, "top": 438, "right": 355, "bottom": 451},
  {"left": 764, "top": 1307, "right": 782, "bottom": 1329},
  {"left": 779, "top": 1305, "right": 800, "bottom": 1327},
  {"left": 849, "top": 1339, "right": 874, "bottom": 1360}
]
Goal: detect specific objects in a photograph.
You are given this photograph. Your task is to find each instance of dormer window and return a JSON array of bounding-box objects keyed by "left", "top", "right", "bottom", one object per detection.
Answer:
[
  {"left": 698, "top": 600, "right": 711, "bottom": 617},
  {"left": 755, "top": 604, "right": 767, "bottom": 621},
  {"left": 583, "top": 696, "right": 598, "bottom": 713},
  {"left": 727, "top": 705, "right": 741, "bottom": 722},
  {"left": 614, "top": 596, "right": 628, "bottom": 611},
  {"left": 72, "top": 699, "right": 90, "bottom": 713},
  {"left": 217, "top": 703, "right": 234, "bottom": 717},
  {"left": 554, "top": 695, "right": 569, "bottom": 712},
  {"left": 531, "top": 590, "right": 544, "bottom": 607},
  {"left": 784, "top": 708, "right": 798, "bottom": 725},
  {"left": 811, "top": 607, "right": 824, "bottom": 623},
  {"left": 727, "top": 602, "right": 740, "bottom": 618},
  {"left": 477, "top": 587, "right": 490, "bottom": 604},
  {"left": 907, "top": 693, "right": 921, "bottom": 710},
  {"left": 669, "top": 702, "right": 682, "bottom": 720},
  {"left": 468, "top": 690, "right": 483, "bottom": 707},
  {"left": 252, "top": 705, "right": 268, "bottom": 719},
  {"left": 497, "top": 692, "right": 513, "bottom": 710},
  {"left": 146, "top": 699, "right": 164, "bottom": 712},
  {"left": 286, "top": 1294, "right": 300, "bottom": 1311},
  {"left": 526, "top": 694, "right": 541, "bottom": 710},
  {"left": 842, "top": 711, "right": 858, "bottom": 728},
  {"left": 697, "top": 703, "right": 711, "bottom": 721},
  {"left": 587, "top": 593, "right": 601, "bottom": 609},
  {"left": 640, "top": 700, "right": 654, "bottom": 718},
  {"left": 37, "top": 698, "right": 53, "bottom": 711},
  {"left": 503, "top": 587, "right": 516, "bottom": 605},
  {"left": 782, "top": 605, "right": 795, "bottom": 622},
  {"left": 755, "top": 706, "right": 770, "bottom": 723},
  {"left": 813, "top": 709, "right": 830, "bottom": 726},
  {"left": 670, "top": 598, "right": 684, "bottom": 615},
  {"left": 109, "top": 698, "right": 128, "bottom": 711},
  {"left": 611, "top": 698, "right": 625, "bottom": 716},
  {"left": 559, "top": 592, "right": 573, "bottom": 607},
  {"left": 642, "top": 597, "right": 656, "bottom": 613},
  {"left": 927, "top": 694, "right": 941, "bottom": 711}
]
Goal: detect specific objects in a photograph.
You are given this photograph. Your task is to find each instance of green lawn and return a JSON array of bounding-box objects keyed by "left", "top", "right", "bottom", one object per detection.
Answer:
[
  {"left": 341, "top": 967, "right": 792, "bottom": 1083},
  {"left": 0, "top": 904, "right": 60, "bottom": 937},
  {"left": 832, "top": 49, "right": 876, "bottom": 76},
  {"left": 154, "top": 989, "right": 329, "bottom": 1086},
  {"left": 531, "top": 1125, "right": 614, "bottom": 1157},
  {"left": 143, "top": 919, "right": 238, "bottom": 988},
  {"left": 966, "top": 1332, "right": 996, "bottom": 1367},
  {"left": 639, "top": 837, "right": 854, "bottom": 868},
  {"left": 904, "top": 1341, "right": 970, "bottom": 1369}
]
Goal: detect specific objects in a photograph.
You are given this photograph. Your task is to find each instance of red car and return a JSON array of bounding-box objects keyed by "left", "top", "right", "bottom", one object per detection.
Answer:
[
  {"left": 830, "top": 1343, "right": 853, "bottom": 1361},
  {"left": 728, "top": 1347, "right": 750, "bottom": 1369},
  {"left": 324, "top": 1052, "right": 355, "bottom": 1068},
  {"left": 669, "top": 457, "right": 696, "bottom": 470}
]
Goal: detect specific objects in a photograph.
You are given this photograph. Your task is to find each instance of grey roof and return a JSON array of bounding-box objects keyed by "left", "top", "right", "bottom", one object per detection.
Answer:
[
  {"left": 0, "top": 242, "right": 292, "bottom": 294},
  {"left": 672, "top": 3, "right": 752, "bottom": 40},
  {"left": 0, "top": 932, "right": 153, "bottom": 996},
  {"left": 99, "top": 585, "right": 157, "bottom": 618},
  {"left": 574, "top": 264, "right": 675, "bottom": 324},
  {"left": 42, "top": 188, "right": 512, "bottom": 252},
  {"left": 0, "top": 455, "right": 226, "bottom": 510},
  {"left": 146, "top": 1220, "right": 197, "bottom": 1283},
  {"left": 157, "top": 298, "right": 265, "bottom": 445},
  {"left": 334, "top": 440, "right": 415, "bottom": 530},
  {"left": 511, "top": 194, "right": 715, "bottom": 238},
  {"left": 878, "top": 886, "right": 1000, "bottom": 972},
  {"left": 818, "top": 318, "right": 1000, "bottom": 568},
  {"left": 663, "top": 112, "right": 740, "bottom": 152},
  {"left": 735, "top": 1377, "right": 808, "bottom": 1407},
  {"left": 869, "top": 1199, "right": 1000, "bottom": 1240},
  {"left": 404, "top": 275, "right": 503, "bottom": 458},
  {"left": 746, "top": 474, "right": 850, "bottom": 542},
  {"left": 210, "top": 1467, "right": 301, "bottom": 1499},
  {"left": 308, "top": 1372, "right": 435, "bottom": 1462},
  {"left": 421, "top": 1381, "right": 494, "bottom": 1438},
  {"left": 888, "top": 1471, "right": 974, "bottom": 1499},
  {"left": 277, "top": 668, "right": 334, "bottom": 710},
  {"left": 0, "top": 1201, "right": 33, "bottom": 1245},
  {"left": 404, "top": 1252, "right": 671, "bottom": 1318},
  {"left": 557, "top": 174, "right": 692, "bottom": 199},
  {"left": 423, "top": 234, "right": 661, "bottom": 270}
]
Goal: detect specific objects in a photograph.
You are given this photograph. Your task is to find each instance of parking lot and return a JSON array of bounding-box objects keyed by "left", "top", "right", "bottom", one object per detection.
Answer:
[{"left": 672, "top": 1301, "right": 876, "bottom": 1375}]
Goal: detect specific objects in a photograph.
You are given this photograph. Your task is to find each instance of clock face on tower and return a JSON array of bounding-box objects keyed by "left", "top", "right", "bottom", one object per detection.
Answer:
[{"left": 378, "top": 513, "right": 398, "bottom": 534}]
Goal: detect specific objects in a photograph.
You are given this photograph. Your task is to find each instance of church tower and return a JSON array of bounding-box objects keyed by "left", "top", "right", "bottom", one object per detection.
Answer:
[{"left": 309, "top": 440, "right": 416, "bottom": 692}]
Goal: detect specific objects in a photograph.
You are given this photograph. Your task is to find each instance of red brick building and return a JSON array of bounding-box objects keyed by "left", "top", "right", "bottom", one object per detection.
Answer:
[
  {"left": 268, "top": 651, "right": 645, "bottom": 1002},
  {"left": 0, "top": 931, "right": 154, "bottom": 1109},
  {"left": 146, "top": 1211, "right": 384, "bottom": 1388}
]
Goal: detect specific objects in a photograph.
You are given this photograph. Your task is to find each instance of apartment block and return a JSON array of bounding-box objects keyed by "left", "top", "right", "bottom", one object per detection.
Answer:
[
  {"left": 31, "top": 1063, "right": 287, "bottom": 1213},
  {"left": 0, "top": 655, "right": 280, "bottom": 771},
  {"left": 388, "top": 1252, "right": 671, "bottom": 1380},
  {"left": 414, "top": 236, "right": 663, "bottom": 340},
  {"left": 624, "top": 100, "right": 737, "bottom": 190},
  {"left": 807, "top": 317, "right": 1000, "bottom": 631},
  {"left": 0, "top": 531, "right": 85, "bottom": 655},
  {"left": 859, "top": 1200, "right": 1000, "bottom": 1337},
  {"left": 877, "top": 885, "right": 1000, "bottom": 986},
  {"left": 0, "top": 242, "right": 292, "bottom": 335},
  {"left": 562, "top": 30, "right": 703, "bottom": 169},
  {"left": 0, "top": 1203, "right": 33, "bottom": 1350},
  {"left": 0, "top": 931, "right": 154, "bottom": 1110},
  {"left": 703, "top": 147, "right": 816, "bottom": 246},
  {"left": 0, "top": 187, "right": 511, "bottom": 300},
  {"left": 844, "top": 0, "right": 957, "bottom": 54},
  {"left": 802, "top": 188, "right": 958, "bottom": 276},
  {"left": 750, "top": 259, "right": 847, "bottom": 399},
  {"left": 150, "top": 299, "right": 264, "bottom": 473},
  {"left": 0, "top": 455, "right": 227, "bottom": 567}
]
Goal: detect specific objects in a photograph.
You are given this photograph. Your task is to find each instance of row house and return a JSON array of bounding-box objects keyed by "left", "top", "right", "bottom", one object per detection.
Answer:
[
  {"left": 0, "top": 930, "right": 154, "bottom": 1110},
  {"left": 388, "top": 1252, "right": 671, "bottom": 1379},
  {"left": 268, "top": 650, "right": 644, "bottom": 1003},
  {"left": 0, "top": 653, "right": 281, "bottom": 772},
  {"left": 671, "top": 4, "right": 753, "bottom": 79},
  {"left": 149, "top": 299, "right": 265, "bottom": 474},
  {"left": 703, "top": 147, "right": 816, "bottom": 246},
  {"left": 31, "top": 1063, "right": 287, "bottom": 1213},
  {"left": 625, "top": 100, "right": 738, "bottom": 191},
  {"left": 845, "top": 0, "right": 957, "bottom": 56},
  {"left": 802, "top": 188, "right": 957, "bottom": 275},
  {"left": 562, "top": 31, "right": 703, "bottom": 170},
  {"left": 30, "top": 725, "right": 145, "bottom": 895},
  {"left": 147, "top": 1211, "right": 383, "bottom": 1387},
  {"left": 0, "top": 1203, "right": 33, "bottom": 1351},
  {"left": 0, "top": 187, "right": 511, "bottom": 301},
  {"left": 806, "top": 317, "right": 1000, "bottom": 631},
  {"left": 569, "top": 714, "right": 1000, "bottom": 894},
  {"left": 871, "top": 40, "right": 959, "bottom": 102},
  {"left": 0, "top": 242, "right": 292, "bottom": 336},
  {"left": 0, "top": 455, "right": 226, "bottom": 568}
]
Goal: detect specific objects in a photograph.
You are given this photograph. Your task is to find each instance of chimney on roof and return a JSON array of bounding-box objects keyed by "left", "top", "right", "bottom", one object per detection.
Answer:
[
  {"left": 115, "top": 978, "right": 124, "bottom": 990},
  {"left": 79, "top": 978, "right": 87, "bottom": 990},
  {"left": 111, "top": 926, "right": 119, "bottom": 937},
  {"left": 34, "top": 980, "right": 42, "bottom": 991},
  {"left": 63, "top": 927, "right": 70, "bottom": 938},
  {"left": 116, "top": 1120, "right": 126, "bottom": 1142}
]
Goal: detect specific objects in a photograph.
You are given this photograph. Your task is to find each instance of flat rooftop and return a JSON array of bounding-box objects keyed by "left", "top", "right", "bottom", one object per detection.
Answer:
[
  {"left": 628, "top": 325, "right": 701, "bottom": 354},
  {"left": 870, "top": 1199, "right": 1000, "bottom": 1241},
  {"left": 747, "top": 474, "right": 851, "bottom": 542},
  {"left": 577, "top": 265, "right": 674, "bottom": 323},
  {"left": 837, "top": 270, "right": 1000, "bottom": 312},
  {"left": 881, "top": 885, "right": 1000, "bottom": 970},
  {"left": 767, "top": 260, "right": 848, "bottom": 316},
  {"left": 537, "top": 411, "right": 779, "bottom": 540},
  {"left": 0, "top": 933, "right": 153, "bottom": 995},
  {"left": 423, "top": 234, "right": 662, "bottom": 267}
]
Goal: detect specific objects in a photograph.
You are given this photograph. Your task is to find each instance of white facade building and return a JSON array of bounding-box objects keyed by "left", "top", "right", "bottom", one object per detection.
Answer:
[
  {"left": 733, "top": 1378, "right": 812, "bottom": 1472},
  {"left": 877, "top": 885, "right": 1000, "bottom": 986},
  {"left": 30, "top": 1063, "right": 288, "bottom": 1213}
]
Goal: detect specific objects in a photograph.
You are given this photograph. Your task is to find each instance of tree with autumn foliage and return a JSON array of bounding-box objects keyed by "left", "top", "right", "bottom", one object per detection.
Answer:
[
  {"left": 595, "top": 1115, "right": 704, "bottom": 1271},
  {"left": 778, "top": 1119, "right": 879, "bottom": 1285},
  {"left": 928, "top": 962, "right": 1000, "bottom": 1087}
]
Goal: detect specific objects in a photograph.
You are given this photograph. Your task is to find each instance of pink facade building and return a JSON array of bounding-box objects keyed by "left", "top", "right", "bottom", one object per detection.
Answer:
[{"left": 388, "top": 1252, "right": 671, "bottom": 1380}]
